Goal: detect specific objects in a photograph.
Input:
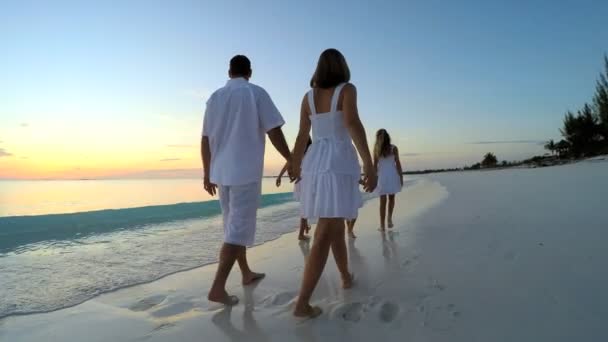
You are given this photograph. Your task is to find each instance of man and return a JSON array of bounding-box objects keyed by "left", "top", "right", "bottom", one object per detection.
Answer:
[{"left": 201, "top": 55, "right": 292, "bottom": 305}]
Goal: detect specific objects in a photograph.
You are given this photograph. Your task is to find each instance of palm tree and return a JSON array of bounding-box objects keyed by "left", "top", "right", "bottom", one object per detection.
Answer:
[
  {"left": 555, "top": 140, "right": 571, "bottom": 158},
  {"left": 544, "top": 139, "right": 556, "bottom": 156},
  {"left": 481, "top": 152, "right": 498, "bottom": 168}
]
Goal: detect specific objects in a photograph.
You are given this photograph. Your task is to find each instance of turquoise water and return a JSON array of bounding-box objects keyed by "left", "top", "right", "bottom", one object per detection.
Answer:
[
  {"left": 0, "top": 178, "right": 298, "bottom": 319},
  {"left": 0, "top": 192, "right": 293, "bottom": 254}
]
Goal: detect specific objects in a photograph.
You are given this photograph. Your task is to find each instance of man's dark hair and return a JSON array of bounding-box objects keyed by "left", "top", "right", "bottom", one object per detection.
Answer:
[{"left": 230, "top": 55, "right": 251, "bottom": 77}]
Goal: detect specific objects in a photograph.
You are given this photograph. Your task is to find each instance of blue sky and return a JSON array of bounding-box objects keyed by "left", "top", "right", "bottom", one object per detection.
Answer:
[{"left": 1, "top": 0, "right": 607, "bottom": 178}]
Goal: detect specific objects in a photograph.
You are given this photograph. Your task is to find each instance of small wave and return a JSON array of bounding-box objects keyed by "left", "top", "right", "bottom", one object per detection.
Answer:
[{"left": 0, "top": 192, "right": 293, "bottom": 253}]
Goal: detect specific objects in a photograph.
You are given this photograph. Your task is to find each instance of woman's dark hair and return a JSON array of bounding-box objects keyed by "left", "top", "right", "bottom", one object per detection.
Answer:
[
  {"left": 230, "top": 55, "right": 251, "bottom": 77},
  {"left": 310, "top": 49, "right": 351, "bottom": 88},
  {"left": 374, "top": 129, "right": 392, "bottom": 159}
]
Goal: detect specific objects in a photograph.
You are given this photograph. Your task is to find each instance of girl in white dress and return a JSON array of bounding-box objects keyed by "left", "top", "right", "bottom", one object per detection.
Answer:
[
  {"left": 374, "top": 129, "right": 404, "bottom": 230},
  {"left": 291, "top": 49, "right": 377, "bottom": 318},
  {"left": 276, "top": 137, "right": 312, "bottom": 240}
]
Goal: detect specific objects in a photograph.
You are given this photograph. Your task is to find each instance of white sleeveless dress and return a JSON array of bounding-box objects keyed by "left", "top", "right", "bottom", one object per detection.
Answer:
[
  {"left": 376, "top": 145, "right": 402, "bottom": 195},
  {"left": 299, "top": 83, "right": 362, "bottom": 220}
]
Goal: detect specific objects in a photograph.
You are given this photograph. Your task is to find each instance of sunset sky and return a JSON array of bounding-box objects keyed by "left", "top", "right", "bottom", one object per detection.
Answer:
[{"left": 1, "top": 0, "right": 607, "bottom": 179}]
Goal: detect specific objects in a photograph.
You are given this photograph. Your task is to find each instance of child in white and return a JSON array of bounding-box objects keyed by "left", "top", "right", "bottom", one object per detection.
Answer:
[{"left": 374, "top": 129, "right": 404, "bottom": 230}]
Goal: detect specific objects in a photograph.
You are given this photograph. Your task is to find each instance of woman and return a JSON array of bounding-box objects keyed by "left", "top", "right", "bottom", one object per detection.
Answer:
[
  {"left": 291, "top": 48, "right": 377, "bottom": 318},
  {"left": 276, "top": 138, "right": 312, "bottom": 241},
  {"left": 374, "top": 129, "right": 404, "bottom": 230}
]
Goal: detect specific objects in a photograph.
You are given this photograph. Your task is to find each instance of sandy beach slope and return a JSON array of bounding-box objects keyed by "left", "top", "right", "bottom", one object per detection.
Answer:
[{"left": 1, "top": 159, "right": 607, "bottom": 342}]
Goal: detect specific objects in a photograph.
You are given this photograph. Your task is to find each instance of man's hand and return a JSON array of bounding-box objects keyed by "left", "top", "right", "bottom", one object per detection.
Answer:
[
  {"left": 203, "top": 177, "right": 217, "bottom": 196},
  {"left": 275, "top": 176, "right": 282, "bottom": 187}
]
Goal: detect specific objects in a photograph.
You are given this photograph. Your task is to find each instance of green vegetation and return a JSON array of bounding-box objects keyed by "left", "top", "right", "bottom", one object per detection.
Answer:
[{"left": 547, "top": 55, "right": 608, "bottom": 158}]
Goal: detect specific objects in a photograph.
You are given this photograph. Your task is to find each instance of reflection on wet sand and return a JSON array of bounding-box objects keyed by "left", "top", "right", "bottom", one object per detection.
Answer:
[
  {"left": 211, "top": 280, "right": 268, "bottom": 342},
  {"left": 381, "top": 231, "right": 400, "bottom": 270}
]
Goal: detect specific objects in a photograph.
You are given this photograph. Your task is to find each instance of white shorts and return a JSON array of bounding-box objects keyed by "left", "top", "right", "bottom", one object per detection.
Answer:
[{"left": 219, "top": 182, "right": 261, "bottom": 247}]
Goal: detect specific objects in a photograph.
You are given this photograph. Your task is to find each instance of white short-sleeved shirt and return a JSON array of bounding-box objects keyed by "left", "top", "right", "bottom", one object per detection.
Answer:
[{"left": 202, "top": 78, "right": 285, "bottom": 186}]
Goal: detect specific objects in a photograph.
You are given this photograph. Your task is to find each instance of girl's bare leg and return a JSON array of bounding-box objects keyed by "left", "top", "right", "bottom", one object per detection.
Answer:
[
  {"left": 294, "top": 218, "right": 333, "bottom": 317},
  {"left": 388, "top": 194, "right": 396, "bottom": 228},
  {"left": 379, "top": 195, "right": 387, "bottom": 230},
  {"left": 346, "top": 219, "right": 357, "bottom": 238},
  {"left": 329, "top": 219, "right": 352, "bottom": 288}
]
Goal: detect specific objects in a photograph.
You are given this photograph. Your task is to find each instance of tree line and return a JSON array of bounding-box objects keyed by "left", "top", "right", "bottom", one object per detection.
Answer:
[{"left": 545, "top": 56, "right": 608, "bottom": 158}]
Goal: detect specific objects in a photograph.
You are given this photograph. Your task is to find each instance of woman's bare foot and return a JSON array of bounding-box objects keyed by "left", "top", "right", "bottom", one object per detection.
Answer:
[
  {"left": 341, "top": 272, "right": 354, "bottom": 289},
  {"left": 306, "top": 225, "right": 311, "bottom": 234},
  {"left": 242, "top": 272, "right": 265, "bottom": 286},
  {"left": 293, "top": 304, "right": 323, "bottom": 318},
  {"left": 388, "top": 219, "right": 394, "bottom": 228},
  {"left": 378, "top": 225, "right": 386, "bottom": 231},
  {"left": 208, "top": 291, "right": 239, "bottom": 306},
  {"left": 298, "top": 235, "right": 310, "bottom": 241}
]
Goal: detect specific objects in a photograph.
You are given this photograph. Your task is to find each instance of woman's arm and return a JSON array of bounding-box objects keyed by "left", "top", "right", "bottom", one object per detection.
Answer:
[
  {"left": 393, "top": 146, "right": 404, "bottom": 186},
  {"left": 342, "top": 84, "right": 377, "bottom": 192},
  {"left": 291, "top": 94, "right": 312, "bottom": 180}
]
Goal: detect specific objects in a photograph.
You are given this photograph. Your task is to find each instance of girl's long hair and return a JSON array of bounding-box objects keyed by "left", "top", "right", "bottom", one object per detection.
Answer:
[{"left": 374, "top": 129, "right": 392, "bottom": 159}]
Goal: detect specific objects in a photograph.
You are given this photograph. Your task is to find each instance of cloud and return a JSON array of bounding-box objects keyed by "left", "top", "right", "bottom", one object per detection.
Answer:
[
  {"left": 469, "top": 140, "right": 545, "bottom": 145},
  {"left": 0, "top": 148, "right": 13, "bottom": 157},
  {"left": 185, "top": 88, "right": 211, "bottom": 102},
  {"left": 160, "top": 158, "right": 181, "bottom": 162},
  {"left": 20, "top": 123, "right": 29, "bottom": 127},
  {"left": 167, "top": 144, "right": 196, "bottom": 148}
]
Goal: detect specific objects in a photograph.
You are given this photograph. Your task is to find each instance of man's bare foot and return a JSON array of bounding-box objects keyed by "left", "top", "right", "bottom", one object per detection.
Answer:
[
  {"left": 298, "top": 235, "right": 310, "bottom": 241},
  {"left": 293, "top": 304, "right": 323, "bottom": 318},
  {"left": 341, "top": 272, "right": 354, "bottom": 289},
  {"left": 347, "top": 230, "right": 356, "bottom": 239},
  {"left": 388, "top": 220, "right": 394, "bottom": 228},
  {"left": 242, "top": 272, "right": 266, "bottom": 286},
  {"left": 208, "top": 291, "right": 239, "bottom": 306}
]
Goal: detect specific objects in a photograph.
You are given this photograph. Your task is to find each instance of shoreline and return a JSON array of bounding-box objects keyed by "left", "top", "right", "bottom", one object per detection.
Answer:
[{"left": 2, "top": 161, "right": 607, "bottom": 341}]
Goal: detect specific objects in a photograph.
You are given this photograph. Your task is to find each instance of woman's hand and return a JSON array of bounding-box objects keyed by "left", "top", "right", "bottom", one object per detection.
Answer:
[
  {"left": 289, "top": 163, "right": 302, "bottom": 183},
  {"left": 362, "top": 164, "right": 377, "bottom": 193}
]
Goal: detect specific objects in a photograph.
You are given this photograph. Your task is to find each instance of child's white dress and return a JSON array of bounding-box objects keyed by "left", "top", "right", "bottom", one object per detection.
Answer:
[
  {"left": 299, "top": 83, "right": 362, "bottom": 220},
  {"left": 376, "top": 145, "right": 402, "bottom": 195}
]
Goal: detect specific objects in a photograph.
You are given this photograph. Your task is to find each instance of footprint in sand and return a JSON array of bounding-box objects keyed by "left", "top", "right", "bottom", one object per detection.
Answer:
[
  {"left": 378, "top": 302, "right": 399, "bottom": 323},
  {"left": 429, "top": 279, "right": 446, "bottom": 292},
  {"left": 423, "top": 302, "right": 461, "bottom": 331},
  {"left": 129, "top": 294, "right": 167, "bottom": 312},
  {"left": 150, "top": 301, "right": 195, "bottom": 318},
  {"left": 333, "top": 302, "right": 364, "bottom": 322}
]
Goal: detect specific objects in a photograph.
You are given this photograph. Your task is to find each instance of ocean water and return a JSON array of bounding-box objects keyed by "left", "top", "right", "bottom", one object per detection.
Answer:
[{"left": 0, "top": 178, "right": 305, "bottom": 319}]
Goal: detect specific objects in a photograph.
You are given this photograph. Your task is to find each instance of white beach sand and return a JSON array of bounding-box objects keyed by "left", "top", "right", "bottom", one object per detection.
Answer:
[{"left": 1, "top": 160, "right": 607, "bottom": 342}]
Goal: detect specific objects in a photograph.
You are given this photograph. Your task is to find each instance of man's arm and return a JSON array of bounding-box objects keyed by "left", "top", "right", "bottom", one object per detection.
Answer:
[
  {"left": 267, "top": 126, "right": 292, "bottom": 162},
  {"left": 201, "top": 136, "right": 217, "bottom": 196}
]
